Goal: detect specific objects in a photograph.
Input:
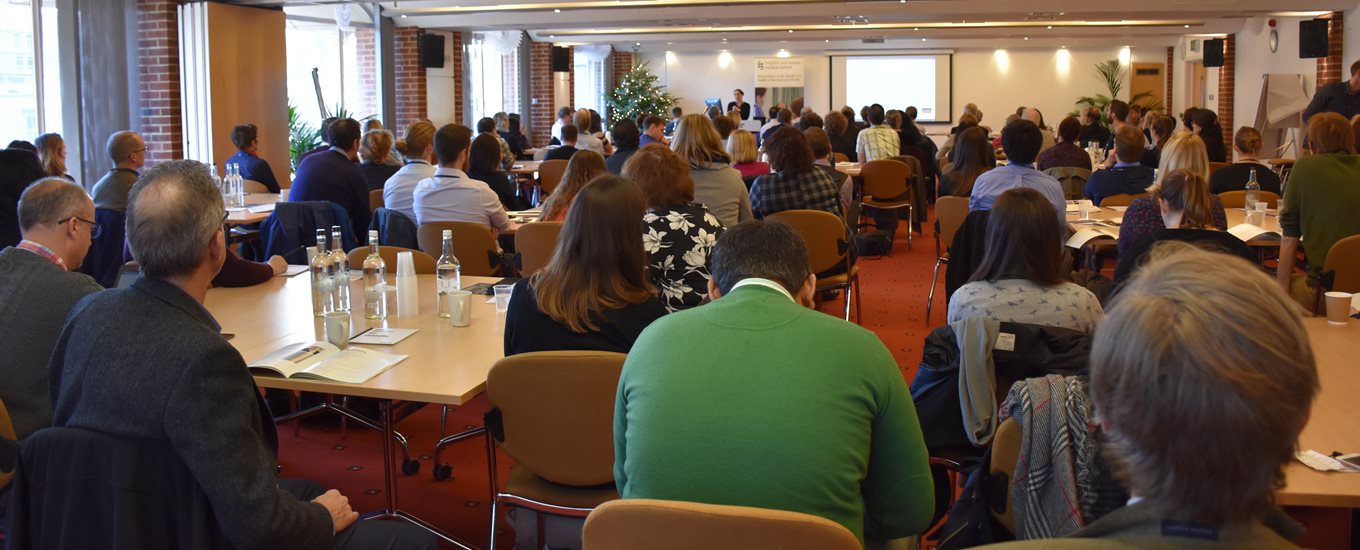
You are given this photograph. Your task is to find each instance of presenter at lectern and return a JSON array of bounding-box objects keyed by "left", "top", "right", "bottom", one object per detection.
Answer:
[{"left": 728, "top": 89, "right": 752, "bottom": 120}]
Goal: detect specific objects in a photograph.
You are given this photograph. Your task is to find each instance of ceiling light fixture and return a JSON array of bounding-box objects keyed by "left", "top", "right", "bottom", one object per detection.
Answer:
[
  {"left": 1047, "top": 25, "right": 1052, "bottom": 29},
  {"left": 544, "top": 19, "right": 1204, "bottom": 38},
  {"left": 776, "top": 49, "right": 791, "bottom": 58},
  {"left": 921, "top": 37, "right": 926, "bottom": 41},
  {"left": 401, "top": 14, "right": 407, "bottom": 18}
]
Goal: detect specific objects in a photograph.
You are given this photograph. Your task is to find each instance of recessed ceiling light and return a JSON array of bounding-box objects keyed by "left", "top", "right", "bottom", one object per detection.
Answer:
[
  {"left": 400, "top": 14, "right": 407, "bottom": 18},
  {"left": 788, "top": 29, "right": 794, "bottom": 33},
  {"left": 554, "top": 8, "right": 560, "bottom": 12},
  {"left": 1023, "top": 36, "right": 1029, "bottom": 40},
  {"left": 921, "top": 37, "right": 926, "bottom": 41},
  {"left": 1047, "top": 25, "right": 1053, "bottom": 29},
  {"left": 913, "top": 27, "right": 919, "bottom": 31},
  {"left": 1184, "top": 24, "right": 1190, "bottom": 28},
  {"left": 635, "top": 42, "right": 640, "bottom": 46},
  {"left": 825, "top": 39, "right": 830, "bottom": 43}
]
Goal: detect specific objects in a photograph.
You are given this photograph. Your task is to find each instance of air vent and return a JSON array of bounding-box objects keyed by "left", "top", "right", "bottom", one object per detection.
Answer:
[
  {"left": 834, "top": 15, "right": 869, "bottom": 25},
  {"left": 862, "top": 37, "right": 886, "bottom": 44},
  {"left": 1025, "top": 12, "right": 1066, "bottom": 20}
]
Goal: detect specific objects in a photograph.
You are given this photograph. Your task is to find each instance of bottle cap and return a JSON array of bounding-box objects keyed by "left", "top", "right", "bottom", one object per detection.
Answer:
[
  {"left": 368, "top": 229, "right": 379, "bottom": 241},
  {"left": 442, "top": 229, "right": 452, "bottom": 238},
  {"left": 396, "top": 251, "right": 415, "bottom": 278}
]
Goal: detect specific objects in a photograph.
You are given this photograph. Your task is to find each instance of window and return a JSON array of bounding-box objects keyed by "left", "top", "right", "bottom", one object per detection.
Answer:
[
  {"left": 0, "top": 0, "right": 61, "bottom": 145},
  {"left": 284, "top": 15, "right": 375, "bottom": 131},
  {"left": 466, "top": 31, "right": 523, "bottom": 121},
  {"left": 572, "top": 45, "right": 611, "bottom": 117}
]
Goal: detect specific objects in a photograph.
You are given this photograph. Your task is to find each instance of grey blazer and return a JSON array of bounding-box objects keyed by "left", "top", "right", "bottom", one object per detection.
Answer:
[{"left": 48, "top": 276, "right": 333, "bottom": 549}]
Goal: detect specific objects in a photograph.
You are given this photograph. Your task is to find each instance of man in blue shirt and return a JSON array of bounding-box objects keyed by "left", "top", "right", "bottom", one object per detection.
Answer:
[
  {"left": 1084, "top": 126, "right": 1156, "bottom": 206},
  {"left": 1303, "top": 60, "right": 1360, "bottom": 122},
  {"left": 226, "top": 123, "right": 280, "bottom": 193},
  {"left": 639, "top": 115, "right": 668, "bottom": 147},
  {"left": 969, "top": 119, "right": 1065, "bottom": 219},
  {"left": 289, "top": 118, "right": 370, "bottom": 242}
]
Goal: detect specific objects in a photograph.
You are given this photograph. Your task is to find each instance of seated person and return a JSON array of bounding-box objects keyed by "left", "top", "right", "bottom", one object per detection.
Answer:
[
  {"left": 226, "top": 123, "right": 280, "bottom": 193},
  {"left": 750, "top": 127, "right": 841, "bottom": 219},
  {"left": 605, "top": 119, "right": 641, "bottom": 175},
  {"left": 1036, "top": 116, "right": 1093, "bottom": 172},
  {"left": 505, "top": 175, "right": 667, "bottom": 354},
  {"left": 950, "top": 188, "right": 1103, "bottom": 333},
  {"left": 824, "top": 111, "right": 858, "bottom": 162},
  {"left": 499, "top": 114, "right": 530, "bottom": 160},
  {"left": 711, "top": 114, "right": 737, "bottom": 141},
  {"left": 1278, "top": 112, "right": 1360, "bottom": 309},
  {"left": 992, "top": 244, "right": 1317, "bottom": 549},
  {"left": 1139, "top": 112, "right": 1175, "bottom": 169},
  {"left": 476, "top": 117, "right": 515, "bottom": 169},
  {"left": 0, "top": 147, "right": 48, "bottom": 249},
  {"left": 0, "top": 178, "right": 102, "bottom": 442},
  {"left": 383, "top": 121, "right": 438, "bottom": 223},
  {"left": 90, "top": 130, "right": 146, "bottom": 213},
  {"left": 544, "top": 125, "right": 580, "bottom": 161},
  {"left": 1083, "top": 126, "right": 1156, "bottom": 206},
  {"left": 622, "top": 144, "right": 725, "bottom": 312},
  {"left": 725, "top": 130, "right": 769, "bottom": 179},
  {"left": 1112, "top": 169, "right": 1255, "bottom": 293},
  {"left": 807, "top": 127, "right": 855, "bottom": 213},
  {"left": 1077, "top": 108, "right": 1109, "bottom": 149},
  {"left": 615, "top": 220, "right": 934, "bottom": 545},
  {"left": 672, "top": 114, "right": 752, "bottom": 228},
  {"left": 639, "top": 115, "right": 668, "bottom": 147},
  {"left": 466, "top": 133, "right": 525, "bottom": 211},
  {"left": 970, "top": 119, "right": 1065, "bottom": 219},
  {"left": 573, "top": 109, "right": 607, "bottom": 155},
  {"left": 938, "top": 127, "right": 994, "bottom": 197},
  {"left": 550, "top": 106, "right": 573, "bottom": 145},
  {"left": 538, "top": 150, "right": 605, "bottom": 222},
  {"left": 664, "top": 106, "right": 683, "bottom": 135},
  {"left": 1209, "top": 126, "right": 1283, "bottom": 195},
  {"left": 47, "top": 160, "right": 436, "bottom": 550},
  {"left": 412, "top": 124, "right": 511, "bottom": 233},
  {"left": 1117, "top": 132, "right": 1229, "bottom": 256},
  {"left": 358, "top": 129, "right": 401, "bottom": 191},
  {"left": 289, "top": 118, "right": 371, "bottom": 241}
]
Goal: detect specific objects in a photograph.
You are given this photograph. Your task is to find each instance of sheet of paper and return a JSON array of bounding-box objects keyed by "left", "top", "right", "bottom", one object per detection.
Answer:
[
  {"left": 1227, "top": 223, "right": 1281, "bottom": 242},
  {"left": 302, "top": 347, "right": 406, "bottom": 384},
  {"left": 1065, "top": 227, "right": 1118, "bottom": 249},
  {"left": 349, "top": 327, "right": 418, "bottom": 345},
  {"left": 277, "top": 265, "right": 310, "bottom": 277}
]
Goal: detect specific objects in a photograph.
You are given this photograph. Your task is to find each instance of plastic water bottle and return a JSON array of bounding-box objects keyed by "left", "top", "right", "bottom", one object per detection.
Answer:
[
  {"left": 362, "top": 229, "right": 387, "bottom": 320},
  {"left": 210, "top": 164, "right": 224, "bottom": 201},
  {"left": 329, "top": 226, "right": 350, "bottom": 312},
  {"left": 310, "top": 229, "right": 334, "bottom": 316},
  {"left": 435, "top": 229, "right": 462, "bottom": 319},
  {"left": 1244, "top": 168, "right": 1261, "bottom": 213},
  {"left": 231, "top": 163, "right": 245, "bottom": 206}
]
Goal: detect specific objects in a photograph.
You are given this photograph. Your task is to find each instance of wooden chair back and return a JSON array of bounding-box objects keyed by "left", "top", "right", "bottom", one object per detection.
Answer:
[
  {"left": 936, "top": 196, "right": 970, "bottom": 253},
  {"left": 242, "top": 179, "right": 270, "bottom": 194},
  {"left": 989, "top": 417, "right": 1021, "bottom": 534},
  {"left": 1098, "top": 193, "right": 1148, "bottom": 208},
  {"left": 583, "top": 499, "right": 860, "bottom": 550},
  {"left": 1217, "top": 190, "right": 1281, "bottom": 209},
  {"left": 369, "top": 189, "right": 385, "bottom": 213},
  {"left": 346, "top": 246, "right": 437, "bottom": 274},
  {"left": 416, "top": 222, "right": 500, "bottom": 276},
  {"left": 1208, "top": 161, "right": 1230, "bottom": 176},
  {"left": 514, "top": 221, "right": 563, "bottom": 276},
  {"left": 859, "top": 159, "right": 911, "bottom": 205},
  {"left": 1324, "top": 235, "right": 1360, "bottom": 294},
  {"left": 1043, "top": 167, "right": 1092, "bottom": 201},
  {"left": 765, "top": 209, "right": 850, "bottom": 275},
  {"left": 832, "top": 152, "right": 849, "bottom": 164},
  {"left": 0, "top": 397, "right": 15, "bottom": 490},
  {"left": 538, "top": 159, "right": 569, "bottom": 196}
]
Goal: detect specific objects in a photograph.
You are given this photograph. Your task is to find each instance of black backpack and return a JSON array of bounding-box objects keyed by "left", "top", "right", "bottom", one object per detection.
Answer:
[
  {"left": 938, "top": 446, "right": 1016, "bottom": 549},
  {"left": 854, "top": 229, "right": 893, "bottom": 256}
]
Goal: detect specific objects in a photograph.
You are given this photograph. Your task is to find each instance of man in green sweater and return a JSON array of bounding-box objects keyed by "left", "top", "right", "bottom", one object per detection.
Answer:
[
  {"left": 613, "top": 220, "right": 934, "bottom": 544},
  {"left": 1277, "top": 112, "right": 1360, "bottom": 310}
]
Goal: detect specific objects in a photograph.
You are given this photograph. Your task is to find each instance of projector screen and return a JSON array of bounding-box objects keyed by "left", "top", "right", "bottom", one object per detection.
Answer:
[{"left": 830, "top": 54, "right": 952, "bottom": 123}]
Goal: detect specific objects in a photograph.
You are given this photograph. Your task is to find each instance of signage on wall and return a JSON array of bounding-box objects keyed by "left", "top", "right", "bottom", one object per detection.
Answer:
[{"left": 754, "top": 58, "right": 806, "bottom": 86}]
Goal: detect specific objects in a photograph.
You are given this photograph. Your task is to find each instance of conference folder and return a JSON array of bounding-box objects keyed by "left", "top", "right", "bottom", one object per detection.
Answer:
[{"left": 249, "top": 342, "right": 407, "bottom": 384}]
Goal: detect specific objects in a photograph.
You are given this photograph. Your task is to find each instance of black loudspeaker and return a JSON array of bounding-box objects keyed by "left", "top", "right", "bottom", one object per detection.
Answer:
[
  {"left": 1204, "top": 38, "right": 1224, "bottom": 68},
  {"left": 419, "top": 33, "right": 445, "bottom": 68},
  {"left": 551, "top": 46, "right": 571, "bottom": 72},
  {"left": 1300, "top": 19, "right": 1330, "bottom": 59}
]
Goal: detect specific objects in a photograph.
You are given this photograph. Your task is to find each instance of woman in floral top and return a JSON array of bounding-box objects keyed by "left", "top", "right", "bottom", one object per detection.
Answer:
[{"left": 623, "top": 144, "right": 726, "bottom": 311}]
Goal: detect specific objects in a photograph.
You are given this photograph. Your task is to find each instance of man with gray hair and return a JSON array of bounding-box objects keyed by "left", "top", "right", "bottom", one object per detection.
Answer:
[
  {"left": 614, "top": 220, "right": 934, "bottom": 546},
  {"left": 89, "top": 130, "right": 146, "bottom": 212},
  {"left": 47, "top": 160, "right": 436, "bottom": 549},
  {"left": 0, "top": 178, "right": 102, "bottom": 445}
]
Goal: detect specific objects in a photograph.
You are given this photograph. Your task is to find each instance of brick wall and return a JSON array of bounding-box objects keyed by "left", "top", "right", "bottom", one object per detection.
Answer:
[
  {"left": 394, "top": 27, "right": 427, "bottom": 130},
  {"left": 1317, "top": 12, "right": 1345, "bottom": 90},
  {"left": 355, "top": 28, "right": 378, "bottom": 120},
  {"left": 528, "top": 41, "right": 554, "bottom": 147},
  {"left": 137, "top": 0, "right": 181, "bottom": 164},
  {"left": 450, "top": 31, "right": 463, "bottom": 126},
  {"left": 1165, "top": 47, "right": 1174, "bottom": 115},
  {"left": 1216, "top": 34, "right": 1235, "bottom": 142},
  {"left": 611, "top": 50, "right": 632, "bottom": 92}
]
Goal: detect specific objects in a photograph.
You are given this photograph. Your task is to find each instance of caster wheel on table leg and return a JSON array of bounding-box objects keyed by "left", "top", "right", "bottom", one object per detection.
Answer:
[
  {"left": 433, "top": 463, "right": 453, "bottom": 481},
  {"left": 401, "top": 458, "right": 421, "bottom": 476}
]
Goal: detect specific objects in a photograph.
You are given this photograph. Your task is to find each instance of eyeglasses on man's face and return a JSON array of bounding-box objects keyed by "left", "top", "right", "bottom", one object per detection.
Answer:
[{"left": 71, "top": 216, "right": 102, "bottom": 239}]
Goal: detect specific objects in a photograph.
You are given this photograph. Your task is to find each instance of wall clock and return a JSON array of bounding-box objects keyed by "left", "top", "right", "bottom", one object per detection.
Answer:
[{"left": 1269, "top": 29, "right": 1279, "bottom": 53}]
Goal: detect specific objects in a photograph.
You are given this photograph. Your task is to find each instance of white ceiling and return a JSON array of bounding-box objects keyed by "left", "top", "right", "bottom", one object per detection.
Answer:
[{"left": 256, "top": 0, "right": 1353, "bottom": 52}]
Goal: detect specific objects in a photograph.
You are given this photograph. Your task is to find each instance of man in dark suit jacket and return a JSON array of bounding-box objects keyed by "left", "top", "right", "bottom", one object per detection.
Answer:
[
  {"left": 289, "top": 118, "right": 371, "bottom": 243},
  {"left": 1084, "top": 126, "right": 1156, "bottom": 206},
  {"left": 544, "top": 124, "right": 580, "bottom": 161},
  {"left": 47, "top": 160, "right": 435, "bottom": 550}
]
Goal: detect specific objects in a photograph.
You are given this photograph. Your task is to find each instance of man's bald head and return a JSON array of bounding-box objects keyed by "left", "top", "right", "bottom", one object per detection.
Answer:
[
  {"left": 18, "top": 177, "right": 92, "bottom": 232},
  {"left": 106, "top": 131, "right": 145, "bottom": 168},
  {"left": 126, "top": 160, "right": 225, "bottom": 279}
]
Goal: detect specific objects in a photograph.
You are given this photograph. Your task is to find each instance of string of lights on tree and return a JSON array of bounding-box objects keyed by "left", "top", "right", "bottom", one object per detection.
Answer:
[{"left": 606, "top": 57, "right": 679, "bottom": 127}]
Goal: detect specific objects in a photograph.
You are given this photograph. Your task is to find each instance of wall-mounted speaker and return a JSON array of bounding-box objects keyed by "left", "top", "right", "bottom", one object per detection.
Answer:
[
  {"left": 1204, "top": 38, "right": 1225, "bottom": 68},
  {"left": 1300, "top": 19, "right": 1330, "bottom": 59},
  {"left": 551, "top": 46, "right": 571, "bottom": 72},
  {"left": 419, "top": 33, "right": 445, "bottom": 68}
]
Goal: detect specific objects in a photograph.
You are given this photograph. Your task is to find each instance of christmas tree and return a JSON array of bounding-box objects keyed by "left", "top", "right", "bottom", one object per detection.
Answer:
[{"left": 606, "top": 59, "right": 679, "bottom": 126}]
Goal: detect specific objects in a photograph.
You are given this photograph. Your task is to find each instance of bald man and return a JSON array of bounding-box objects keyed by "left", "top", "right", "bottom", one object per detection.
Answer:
[{"left": 90, "top": 130, "right": 147, "bottom": 212}]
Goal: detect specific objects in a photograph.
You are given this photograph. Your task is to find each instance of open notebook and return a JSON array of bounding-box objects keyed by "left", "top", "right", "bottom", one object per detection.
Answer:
[
  {"left": 248, "top": 342, "right": 407, "bottom": 384},
  {"left": 1227, "top": 224, "right": 1282, "bottom": 242}
]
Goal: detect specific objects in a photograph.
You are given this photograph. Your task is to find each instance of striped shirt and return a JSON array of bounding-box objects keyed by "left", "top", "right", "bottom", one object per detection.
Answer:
[
  {"left": 856, "top": 124, "right": 900, "bottom": 162},
  {"left": 18, "top": 239, "right": 65, "bottom": 270}
]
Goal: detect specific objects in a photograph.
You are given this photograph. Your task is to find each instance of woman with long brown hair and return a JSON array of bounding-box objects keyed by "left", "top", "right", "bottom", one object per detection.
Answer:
[
  {"left": 949, "top": 187, "right": 1103, "bottom": 332},
  {"left": 671, "top": 113, "right": 751, "bottom": 227},
  {"left": 504, "top": 174, "right": 666, "bottom": 355},
  {"left": 538, "top": 150, "right": 606, "bottom": 222},
  {"left": 938, "top": 127, "right": 994, "bottom": 197},
  {"left": 34, "top": 133, "right": 74, "bottom": 184}
]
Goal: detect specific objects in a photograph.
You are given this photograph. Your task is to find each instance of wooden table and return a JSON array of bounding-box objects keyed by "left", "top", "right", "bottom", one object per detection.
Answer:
[
  {"left": 1280, "top": 317, "right": 1360, "bottom": 507},
  {"left": 226, "top": 192, "right": 282, "bottom": 226},
  {"left": 1064, "top": 205, "right": 1284, "bottom": 247},
  {"left": 508, "top": 161, "right": 542, "bottom": 175}
]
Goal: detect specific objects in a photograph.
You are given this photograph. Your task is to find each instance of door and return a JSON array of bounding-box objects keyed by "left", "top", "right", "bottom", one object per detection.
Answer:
[{"left": 1130, "top": 62, "right": 1165, "bottom": 110}]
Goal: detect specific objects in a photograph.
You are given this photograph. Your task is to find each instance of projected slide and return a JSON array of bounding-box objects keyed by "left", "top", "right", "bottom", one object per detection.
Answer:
[{"left": 831, "top": 54, "right": 952, "bottom": 122}]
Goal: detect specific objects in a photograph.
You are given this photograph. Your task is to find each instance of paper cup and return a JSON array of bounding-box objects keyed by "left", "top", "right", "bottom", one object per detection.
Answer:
[
  {"left": 448, "top": 290, "right": 472, "bottom": 327},
  {"left": 323, "top": 311, "right": 350, "bottom": 349},
  {"left": 1326, "top": 291, "right": 1354, "bottom": 325}
]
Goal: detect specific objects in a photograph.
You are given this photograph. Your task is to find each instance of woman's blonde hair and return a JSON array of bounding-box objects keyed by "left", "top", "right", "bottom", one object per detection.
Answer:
[
  {"left": 395, "top": 121, "right": 436, "bottom": 160},
  {"left": 671, "top": 114, "right": 728, "bottom": 166},
  {"left": 34, "top": 133, "right": 65, "bottom": 177},
  {"left": 359, "top": 130, "right": 394, "bottom": 164},
  {"left": 573, "top": 109, "right": 593, "bottom": 135},
  {"left": 539, "top": 151, "right": 606, "bottom": 221},
  {"left": 726, "top": 131, "right": 759, "bottom": 164},
  {"left": 1155, "top": 131, "right": 1209, "bottom": 189}
]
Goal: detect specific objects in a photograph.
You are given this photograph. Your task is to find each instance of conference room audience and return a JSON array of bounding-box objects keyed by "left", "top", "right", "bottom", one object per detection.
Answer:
[
  {"left": 614, "top": 220, "right": 934, "bottom": 544},
  {"left": 842, "top": 105, "right": 863, "bottom": 131},
  {"left": 665, "top": 106, "right": 683, "bottom": 134},
  {"left": 606, "top": 119, "right": 641, "bottom": 175},
  {"left": 969, "top": 120, "right": 1065, "bottom": 219},
  {"left": 951, "top": 188, "right": 1103, "bottom": 332},
  {"left": 897, "top": 115, "right": 937, "bottom": 190},
  {"left": 1278, "top": 112, "right": 1360, "bottom": 309},
  {"left": 938, "top": 127, "right": 994, "bottom": 198},
  {"left": 1102, "top": 100, "right": 1131, "bottom": 154},
  {"left": 1192, "top": 108, "right": 1229, "bottom": 163},
  {"left": 798, "top": 111, "right": 824, "bottom": 131},
  {"left": 671, "top": 114, "right": 752, "bottom": 228},
  {"left": 824, "top": 111, "right": 858, "bottom": 162},
  {"left": 0, "top": 147, "right": 47, "bottom": 248},
  {"left": 550, "top": 106, "right": 573, "bottom": 145},
  {"left": 33, "top": 133, "right": 74, "bottom": 185},
  {"left": 297, "top": 116, "right": 338, "bottom": 164},
  {"left": 1036, "top": 117, "right": 1092, "bottom": 172},
  {"left": 1112, "top": 169, "right": 1254, "bottom": 293},
  {"left": 544, "top": 125, "right": 580, "bottom": 161},
  {"left": 538, "top": 150, "right": 606, "bottom": 222},
  {"left": 905, "top": 105, "right": 927, "bottom": 136},
  {"left": 1084, "top": 126, "right": 1156, "bottom": 205},
  {"left": 761, "top": 107, "right": 794, "bottom": 143},
  {"left": 500, "top": 114, "right": 530, "bottom": 160},
  {"left": 1139, "top": 112, "right": 1175, "bottom": 169},
  {"left": 856, "top": 104, "right": 899, "bottom": 162},
  {"left": 622, "top": 144, "right": 724, "bottom": 312},
  {"left": 476, "top": 117, "right": 515, "bottom": 169},
  {"left": 225, "top": 124, "right": 279, "bottom": 193},
  {"left": 90, "top": 130, "right": 147, "bottom": 212},
  {"left": 1117, "top": 132, "right": 1229, "bottom": 256},
  {"left": 806, "top": 127, "right": 854, "bottom": 213},
  {"left": 1210, "top": 126, "right": 1282, "bottom": 195},
  {"left": 357, "top": 130, "right": 400, "bottom": 191},
  {"left": 640, "top": 115, "right": 667, "bottom": 147},
  {"left": 45, "top": 160, "right": 437, "bottom": 550},
  {"left": 466, "top": 133, "right": 523, "bottom": 211},
  {"left": 0, "top": 178, "right": 102, "bottom": 443},
  {"left": 750, "top": 127, "right": 841, "bottom": 219},
  {"left": 6, "top": 139, "right": 36, "bottom": 153},
  {"left": 413, "top": 124, "right": 511, "bottom": 233},
  {"left": 382, "top": 120, "right": 437, "bottom": 223},
  {"left": 727, "top": 130, "right": 769, "bottom": 179},
  {"left": 575, "top": 109, "right": 609, "bottom": 155},
  {"left": 1022, "top": 107, "right": 1056, "bottom": 153},
  {"left": 711, "top": 113, "right": 737, "bottom": 141},
  {"left": 505, "top": 175, "right": 668, "bottom": 355},
  {"left": 937, "top": 112, "right": 979, "bottom": 166},
  {"left": 995, "top": 245, "right": 1317, "bottom": 548},
  {"left": 290, "top": 118, "right": 370, "bottom": 241}
]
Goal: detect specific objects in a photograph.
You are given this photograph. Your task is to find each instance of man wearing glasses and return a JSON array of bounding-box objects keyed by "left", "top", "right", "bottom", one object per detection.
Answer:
[{"left": 91, "top": 130, "right": 147, "bottom": 212}]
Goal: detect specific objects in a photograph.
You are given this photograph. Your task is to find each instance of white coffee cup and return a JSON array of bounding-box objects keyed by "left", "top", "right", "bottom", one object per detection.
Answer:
[
  {"left": 448, "top": 290, "right": 472, "bottom": 327},
  {"left": 1325, "top": 291, "right": 1354, "bottom": 325}
]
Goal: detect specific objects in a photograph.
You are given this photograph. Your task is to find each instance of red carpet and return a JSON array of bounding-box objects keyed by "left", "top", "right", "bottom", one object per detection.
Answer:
[{"left": 275, "top": 214, "right": 945, "bottom": 549}]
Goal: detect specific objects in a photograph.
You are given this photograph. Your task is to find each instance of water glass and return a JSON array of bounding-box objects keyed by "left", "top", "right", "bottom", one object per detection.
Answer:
[
  {"left": 1077, "top": 199, "right": 1093, "bottom": 220},
  {"left": 493, "top": 284, "right": 514, "bottom": 313}
]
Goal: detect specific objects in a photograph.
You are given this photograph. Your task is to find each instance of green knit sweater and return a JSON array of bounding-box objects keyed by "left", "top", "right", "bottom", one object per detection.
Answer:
[
  {"left": 1280, "top": 152, "right": 1360, "bottom": 276},
  {"left": 613, "top": 283, "right": 934, "bottom": 542}
]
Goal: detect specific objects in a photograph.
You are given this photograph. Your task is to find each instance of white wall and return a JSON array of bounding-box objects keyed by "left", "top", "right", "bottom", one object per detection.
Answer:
[
  {"left": 641, "top": 51, "right": 830, "bottom": 121},
  {"left": 1233, "top": 17, "right": 1319, "bottom": 132}
]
